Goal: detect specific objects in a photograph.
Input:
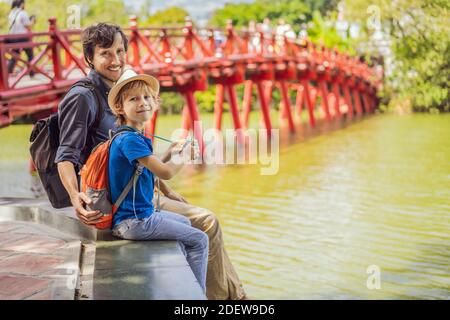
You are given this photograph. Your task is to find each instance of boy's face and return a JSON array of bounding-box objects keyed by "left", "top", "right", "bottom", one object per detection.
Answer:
[
  {"left": 91, "top": 33, "right": 126, "bottom": 83},
  {"left": 120, "top": 87, "right": 157, "bottom": 126}
]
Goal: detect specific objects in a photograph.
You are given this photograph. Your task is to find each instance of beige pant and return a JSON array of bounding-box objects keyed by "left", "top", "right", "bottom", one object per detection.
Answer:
[{"left": 154, "top": 194, "right": 246, "bottom": 300}]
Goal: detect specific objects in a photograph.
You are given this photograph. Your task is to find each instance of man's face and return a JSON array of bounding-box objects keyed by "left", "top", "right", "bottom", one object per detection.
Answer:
[{"left": 91, "top": 33, "right": 126, "bottom": 83}]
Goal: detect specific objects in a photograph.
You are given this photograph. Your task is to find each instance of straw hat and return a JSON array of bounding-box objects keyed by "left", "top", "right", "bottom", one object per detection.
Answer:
[{"left": 107, "top": 68, "right": 160, "bottom": 109}]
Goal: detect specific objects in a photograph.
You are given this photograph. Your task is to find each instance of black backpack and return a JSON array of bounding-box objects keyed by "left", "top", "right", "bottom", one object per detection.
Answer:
[{"left": 29, "top": 79, "right": 103, "bottom": 208}]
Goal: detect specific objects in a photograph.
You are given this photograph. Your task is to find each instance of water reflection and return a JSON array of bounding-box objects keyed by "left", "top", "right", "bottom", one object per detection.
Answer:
[
  {"left": 0, "top": 114, "right": 449, "bottom": 299},
  {"left": 170, "top": 114, "right": 450, "bottom": 299}
]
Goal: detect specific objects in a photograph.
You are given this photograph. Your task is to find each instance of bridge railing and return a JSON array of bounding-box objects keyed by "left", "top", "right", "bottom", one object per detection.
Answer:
[
  {"left": 0, "top": 17, "right": 383, "bottom": 145},
  {"left": 0, "top": 18, "right": 88, "bottom": 93}
]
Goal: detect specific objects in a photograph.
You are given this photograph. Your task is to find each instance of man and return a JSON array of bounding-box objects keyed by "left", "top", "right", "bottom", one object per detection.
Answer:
[
  {"left": 7, "top": 0, "right": 36, "bottom": 76},
  {"left": 55, "top": 23, "right": 247, "bottom": 300}
]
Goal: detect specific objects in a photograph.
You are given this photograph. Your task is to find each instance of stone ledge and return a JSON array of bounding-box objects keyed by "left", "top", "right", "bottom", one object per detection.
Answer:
[{"left": 0, "top": 197, "right": 207, "bottom": 300}]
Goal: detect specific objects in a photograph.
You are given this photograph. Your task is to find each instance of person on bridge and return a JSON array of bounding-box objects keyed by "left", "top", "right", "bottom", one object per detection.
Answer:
[
  {"left": 7, "top": 0, "right": 35, "bottom": 77},
  {"left": 55, "top": 22, "right": 247, "bottom": 300}
]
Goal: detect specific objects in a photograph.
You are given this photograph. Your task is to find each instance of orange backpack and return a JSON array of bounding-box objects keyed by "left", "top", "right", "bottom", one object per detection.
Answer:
[{"left": 80, "top": 129, "right": 143, "bottom": 229}]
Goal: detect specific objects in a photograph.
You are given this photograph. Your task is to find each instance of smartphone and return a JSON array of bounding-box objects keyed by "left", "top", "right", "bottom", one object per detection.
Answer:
[{"left": 181, "top": 139, "right": 192, "bottom": 150}]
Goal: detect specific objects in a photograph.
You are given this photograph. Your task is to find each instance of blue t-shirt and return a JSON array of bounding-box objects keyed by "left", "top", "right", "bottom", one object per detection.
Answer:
[{"left": 108, "top": 126, "right": 154, "bottom": 227}]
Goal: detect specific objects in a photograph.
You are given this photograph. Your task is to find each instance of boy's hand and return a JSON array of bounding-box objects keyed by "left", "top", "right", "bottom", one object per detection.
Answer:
[{"left": 169, "top": 139, "right": 188, "bottom": 155}]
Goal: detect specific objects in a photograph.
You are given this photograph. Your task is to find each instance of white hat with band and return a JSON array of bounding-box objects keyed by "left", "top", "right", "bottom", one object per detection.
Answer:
[{"left": 108, "top": 68, "right": 160, "bottom": 109}]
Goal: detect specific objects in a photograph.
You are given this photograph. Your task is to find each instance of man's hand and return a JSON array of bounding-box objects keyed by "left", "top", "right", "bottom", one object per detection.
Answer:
[
  {"left": 156, "top": 179, "right": 188, "bottom": 204},
  {"left": 57, "top": 161, "right": 102, "bottom": 225},
  {"left": 70, "top": 192, "right": 103, "bottom": 225},
  {"left": 166, "top": 189, "right": 188, "bottom": 203}
]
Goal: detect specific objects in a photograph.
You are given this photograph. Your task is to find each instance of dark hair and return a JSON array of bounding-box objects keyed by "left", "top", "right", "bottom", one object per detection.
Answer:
[
  {"left": 82, "top": 23, "right": 128, "bottom": 69},
  {"left": 11, "top": 0, "right": 24, "bottom": 9}
]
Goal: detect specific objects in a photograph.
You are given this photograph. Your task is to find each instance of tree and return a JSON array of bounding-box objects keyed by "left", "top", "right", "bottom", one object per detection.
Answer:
[
  {"left": 344, "top": 0, "right": 450, "bottom": 112},
  {"left": 145, "top": 6, "right": 189, "bottom": 27},
  {"left": 0, "top": 1, "right": 9, "bottom": 33},
  {"left": 0, "top": 0, "right": 132, "bottom": 32},
  {"left": 209, "top": 0, "right": 340, "bottom": 32},
  {"left": 138, "top": 0, "right": 153, "bottom": 22},
  {"left": 306, "top": 10, "right": 354, "bottom": 53},
  {"left": 208, "top": 0, "right": 349, "bottom": 51},
  {"left": 209, "top": 0, "right": 310, "bottom": 32}
]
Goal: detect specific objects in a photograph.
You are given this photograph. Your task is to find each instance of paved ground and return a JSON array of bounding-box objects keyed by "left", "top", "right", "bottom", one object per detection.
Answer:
[
  {"left": 0, "top": 198, "right": 206, "bottom": 300},
  {"left": 0, "top": 221, "right": 81, "bottom": 300}
]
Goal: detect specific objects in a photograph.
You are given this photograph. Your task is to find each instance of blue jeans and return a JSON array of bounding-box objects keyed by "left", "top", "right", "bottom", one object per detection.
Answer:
[{"left": 112, "top": 210, "right": 209, "bottom": 293}]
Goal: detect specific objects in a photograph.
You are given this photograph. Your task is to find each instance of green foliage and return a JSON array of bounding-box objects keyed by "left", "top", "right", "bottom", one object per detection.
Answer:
[
  {"left": 145, "top": 6, "right": 189, "bottom": 27},
  {"left": 210, "top": 0, "right": 310, "bottom": 32},
  {"left": 209, "top": 0, "right": 350, "bottom": 51},
  {"left": 195, "top": 87, "right": 217, "bottom": 113},
  {"left": 344, "top": 0, "right": 450, "bottom": 112},
  {"left": 159, "top": 92, "right": 185, "bottom": 115},
  {"left": 306, "top": 10, "right": 354, "bottom": 53},
  {"left": 138, "top": 0, "right": 153, "bottom": 22},
  {"left": 0, "top": 2, "right": 9, "bottom": 33},
  {"left": 209, "top": 2, "right": 268, "bottom": 29},
  {"left": 82, "top": 0, "right": 130, "bottom": 27},
  {"left": 0, "top": 0, "right": 131, "bottom": 32},
  {"left": 209, "top": 0, "right": 339, "bottom": 32}
]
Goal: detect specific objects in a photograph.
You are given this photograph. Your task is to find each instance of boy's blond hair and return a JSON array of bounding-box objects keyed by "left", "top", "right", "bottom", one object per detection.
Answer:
[{"left": 111, "top": 80, "right": 158, "bottom": 126}]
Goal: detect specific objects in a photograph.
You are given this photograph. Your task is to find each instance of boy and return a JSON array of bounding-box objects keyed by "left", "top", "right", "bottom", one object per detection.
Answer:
[{"left": 107, "top": 69, "right": 209, "bottom": 294}]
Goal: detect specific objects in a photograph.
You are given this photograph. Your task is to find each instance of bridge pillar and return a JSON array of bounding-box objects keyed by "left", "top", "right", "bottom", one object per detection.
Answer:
[
  {"left": 49, "top": 18, "right": 62, "bottom": 81},
  {"left": 214, "top": 84, "right": 224, "bottom": 131},
  {"left": 242, "top": 80, "right": 253, "bottom": 129},
  {"left": 318, "top": 80, "right": 332, "bottom": 121},
  {"left": 225, "top": 85, "right": 245, "bottom": 144},
  {"left": 255, "top": 81, "right": 273, "bottom": 136},
  {"left": 129, "top": 16, "right": 141, "bottom": 70},
  {"left": 332, "top": 82, "right": 342, "bottom": 118},
  {"left": 360, "top": 85, "right": 371, "bottom": 114},
  {"left": 343, "top": 84, "right": 354, "bottom": 119},
  {"left": 0, "top": 39, "right": 8, "bottom": 91},
  {"left": 353, "top": 87, "right": 363, "bottom": 115},
  {"left": 279, "top": 81, "right": 296, "bottom": 133},
  {"left": 180, "top": 106, "right": 192, "bottom": 139},
  {"left": 264, "top": 81, "right": 273, "bottom": 108},
  {"left": 183, "top": 90, "right": 205, "bottom": 154},
  {"left": 302, "top": 80, "right": 316, "bottom": 127},
  {"left": 295, "top": 84, "right": 304, "bottom": 120}
]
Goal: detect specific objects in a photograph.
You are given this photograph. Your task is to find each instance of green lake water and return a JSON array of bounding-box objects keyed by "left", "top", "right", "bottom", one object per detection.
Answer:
[{"left": 0, "top": 112, "right": 449, "bottom": 299}]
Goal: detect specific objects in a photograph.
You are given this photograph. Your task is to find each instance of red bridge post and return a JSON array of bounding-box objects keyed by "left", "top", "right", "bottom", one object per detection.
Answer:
[
  {"left": 0, "top": 38, "right": 8, "bottom": 91},
  {"left": 184, "top": 90, "right": 204, "bottom": 154},
  {"left": 49, "top": 18, "right": 62, "bottom": 82},
  {"left": 295, "top": 84, "right": 304, "bottom": 120},
  {"left": 214, "top": 84, "right": 224, "bottom": 131},
  {"left": 279, "top": 80, "right": 296, "bottom": 132},
  {"left": 332, "top": 82, "right": 342, "bottom": 118},
  {"left": 225, "top": 84, "right": 245, "bottom": 144},
  {"left": 129, "top": 16, "right": 142, "bottom": 71},
  {"left": 242, "top": 80, "right": 253, "bottom": 129},
  {"left": 255, "top": 81, "right": 273, "bottom": 135},
  {"left": 302, "top": 79, "right": 316, "bottom": 127}
]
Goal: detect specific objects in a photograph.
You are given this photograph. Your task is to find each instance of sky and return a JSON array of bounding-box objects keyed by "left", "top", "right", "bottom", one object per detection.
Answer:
[{"left": 128, "top": 0, "right": 254, "bottom": 26}]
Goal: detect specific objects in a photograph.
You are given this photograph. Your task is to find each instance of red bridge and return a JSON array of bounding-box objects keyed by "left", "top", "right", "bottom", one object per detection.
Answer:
[{"left": 0, "top": 17, "right": 382, "bottom": 148}]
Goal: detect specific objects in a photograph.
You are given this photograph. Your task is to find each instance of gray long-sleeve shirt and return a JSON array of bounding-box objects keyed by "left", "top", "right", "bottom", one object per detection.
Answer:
[{"left": 55, "top": 70, "right": 116, "bottom": 169}]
